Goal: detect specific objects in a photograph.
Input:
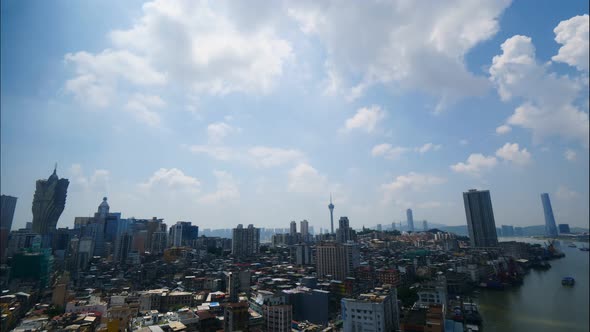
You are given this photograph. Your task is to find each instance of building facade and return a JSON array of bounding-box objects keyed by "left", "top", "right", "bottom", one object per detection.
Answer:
[{"left": 463, "top": 189, "right": 499, "bottom": 247}]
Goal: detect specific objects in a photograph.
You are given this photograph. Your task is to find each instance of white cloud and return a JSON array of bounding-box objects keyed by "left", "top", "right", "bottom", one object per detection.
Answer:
[
  {"left": 552, "top": 15, "right": 589, "bottom": 72},
  {"left": 287, "top": 163, "right": 327, "bottom": 194},
  {"left": 64, "top": 50, "right": 167, "bottom": 107},
  {"left": 288, "top": 0, "right": 510, "bottom": 104},
  {"left": 139, "top": 168, "right": 200, "bottom": 193},
  {"left": 556, "top": 185, "right": 578, "bottom": 200},
  {"left": 343, "top": 105, "right": 386, "bottom": 133},
  {"left": 564, "top": 149, "right": 577, "bottom": 161},
  {"left": 459, "top": 139, "right": 469, "bottom": 146},
  {"left": 451, "top": 153, "right": 497, "bottom": 175},
  {"left": 188, "top": 144, "right": 305, "bottom": 168},
  {"left": 489, "top": 35, "right": 589, "bottom": 146},
  {"left": 415, "top": 143, "right": 442, "bottom": 154},
  {"left": 188, "top": 145, "right": 235, "bottom": 161},
  {"left": 381, "top": 172, "right": 446, "bottom": 203},
  {"left": 371, "top": 144, "right": 409, "bottom": 160},
  {"left": 199, "top": 170, "right": 240, "bottom": 204},
  {"left": 109, "top": 0, "right": 292, "bottom": 95},
  {"left": 207, "top": 122, "right": 239, "bottom": 143},
  {"left": 124, "top": 94, "right": 166, "bottom": 127},
  {"left": 496, "top": 124, "right": 512, "bottom": 135},
  {"left": 248, "top": 146, "right": 305, "bottom": 168},
  {"left": 69, "top": 164, "right": 110, "bottom": 192},
  {"left": 495, "top": 143, "right": 532, "bottom": 165}
]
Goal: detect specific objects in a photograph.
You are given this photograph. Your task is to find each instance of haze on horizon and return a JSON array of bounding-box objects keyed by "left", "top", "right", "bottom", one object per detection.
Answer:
[{"left": 1, "top": 0, "right": 589, "bottom": 231}]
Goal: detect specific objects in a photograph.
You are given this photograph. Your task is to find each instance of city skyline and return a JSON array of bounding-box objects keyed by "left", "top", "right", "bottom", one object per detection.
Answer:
[{"left": 1, "top": 1, "right": 589, "bottom": 231}]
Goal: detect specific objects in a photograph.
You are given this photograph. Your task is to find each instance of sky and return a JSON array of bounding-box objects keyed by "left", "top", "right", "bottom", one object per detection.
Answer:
[{"left": 1, "top": 0, "right": 589, "bottom": 231}]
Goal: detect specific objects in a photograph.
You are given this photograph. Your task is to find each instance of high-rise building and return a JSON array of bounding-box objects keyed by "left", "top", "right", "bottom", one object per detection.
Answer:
[
  {"left": 316, "top": 242, "right": 360, "bottom": 281},
  {"left": 407, "top": 209, "right": 414, "bottom": 231},
  {"left": 114, "top": 233, "right": 133, "bottom": 265},
  {"left": 328, "top": 194, "right": 335, "bottom": 234},
  {"left": 300, "top": 220, "right": 309, "bottom": 240},
  {"left": 1, "top": 195, "right": 17, "bottom": 259},
  {"left": 558, "top": 224, "right": 571, "bottom": 234},
  {"left": 423, "top": 220, "right": 428, "bottom": 232},
  {"left": 169, "top": 222, "right": 183, "bottom": 247},
  {"left": 501, "top": 225, "right": 515, "bottom": 237},
  {"left": 31, "top": 167, "right": 69, "bottom": 237},
  {"left": 541, "top": 193, "right": 558, "bottom": 238},
  {"left": 463, "top": 189, "right": 498, "bottom": 247},
  {"left": 341, "top": 288, "right": 399, "bottom": 332},
  {"left": 290, "top": 221, "right": 297, "bottom": 236},
  {"left": 0, "top": 195, "right": 17, "bottom": 231},
  {"left": 224, "top": 302, "right": 249, "bottom": 332},
  {"left": 376, "top": 224, "right": 382, "bottom": 232},
  {"left": 232, "top": 224, "right": 260, "bottom": 258},
  {"left": 336, "top": 216, "right": 356, "bottom": 243}
]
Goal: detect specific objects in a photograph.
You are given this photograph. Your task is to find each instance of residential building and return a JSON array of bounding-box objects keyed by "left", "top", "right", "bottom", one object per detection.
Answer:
[
  {"left": 232, "top": 224, "right": 260, "bottom": 258},
  {"left": 316, "top": 242, "right": 360, "bottom": 281},
  {"left": 341, "top": 287, "right": 399, "bottom": 332}
]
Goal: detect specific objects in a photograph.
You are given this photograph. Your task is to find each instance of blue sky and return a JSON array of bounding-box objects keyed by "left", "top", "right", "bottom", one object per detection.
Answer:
[{"left": 2, "top": 0, "right": 589, "bottom": 231}]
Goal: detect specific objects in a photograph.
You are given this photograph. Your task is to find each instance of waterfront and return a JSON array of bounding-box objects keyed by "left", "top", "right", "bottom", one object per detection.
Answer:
[{"left": 477, "top": 238, "right": 590, "bottom": 331}]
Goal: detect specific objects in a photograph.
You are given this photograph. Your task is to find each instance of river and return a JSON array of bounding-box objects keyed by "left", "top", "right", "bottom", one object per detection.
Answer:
[{"left": 476, "top": 237, "right": 589, "bottom": 332}]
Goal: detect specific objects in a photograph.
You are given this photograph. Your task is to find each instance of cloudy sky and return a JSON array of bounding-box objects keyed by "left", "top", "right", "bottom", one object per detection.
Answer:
[{"left": 1, "top": 0, "right": 588, "bottom": 231}]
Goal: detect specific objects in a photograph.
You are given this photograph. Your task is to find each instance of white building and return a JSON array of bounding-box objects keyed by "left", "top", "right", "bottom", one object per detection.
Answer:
[{"left": 342, "top": 288, "right": 399, "bottom": 332}]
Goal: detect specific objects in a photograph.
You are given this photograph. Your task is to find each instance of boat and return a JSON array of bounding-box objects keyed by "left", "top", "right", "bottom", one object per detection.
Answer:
[
  {"left": 580, "top": 247, "right": 589, "bottom": 252},
  {"left": 562, "top": 277, "right": 575, "bottom": 286},
  {"left": 568, "top": 243, "right": 577, "bottom": 248}
]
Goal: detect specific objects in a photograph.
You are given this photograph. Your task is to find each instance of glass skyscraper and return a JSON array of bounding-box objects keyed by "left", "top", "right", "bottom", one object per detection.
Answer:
[
  {"left": 541, "top": 193, "right": 558, "bottom": 237},
  {"left": 463, "top": 189, "right": 499, "bottom": 247}
]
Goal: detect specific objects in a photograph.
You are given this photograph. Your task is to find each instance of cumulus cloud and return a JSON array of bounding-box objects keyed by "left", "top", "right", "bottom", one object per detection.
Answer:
[
  {"left": 372, "top": 142, "right": 441, "bottom": 159},
  {"left": 552, "top": 15, "right": 589, "bottom": 72},
  {"left": 124, "top": 94, "right": 166, "bottom": 127},
  {"left": 415, "top": 143, "right": 442, "bottom": 154},
  {"left": 109, "top": 0, "right": 292, "bottom": 95},
  {"left": 248, "top": 146, "right": 305, "bottom": 168},
  {"left": 495, "top": 143, "right": 532, "bottom": 165},
  {"left": 496, "top": 125, "right": 512, "bottom": 135},
  {"left": 199, "top": 170, "right": 240, "bottom": 204},
  {"left": 207, "top": 122, "right": 239, "bottom": 143},
  {"left": 371, "top": 144, "right": 409, "bottom": 160},
  {"left": 381, "top": 172, "right": 446, "bottom": 203},
  {"left": 188, "top": 144, "right": 305, "bottom": 168},
  {"left": 564, "top": 149, "right": 577, "bottom": 161},
  {"left": 489, "top": 35, "right": 589, "bottom": 146},
  {"left": 288, "top": 0, "right": 510, "bottom": 105},
  {"left": 64, "top": 0, "right": 293, "bottom": 108},
  {"left": 342, "top": 105, "right": 386, "bottom": 134},
  {"left": 556, "top": 185, "right": 579, "bottom": 200},
  {"left": 139, "top": 168, "right": 200, "bottom": 193},
  {"left": 451, "top": 153, "right": 497, "bottom": 175},
  {"left": 188, "top": 145, "right": 235, "bottom": 161},
  {"left": 287, "top": 163, "right": 341, "bottom": 197},
  {"left": 69, "top": 164, "right": 110, "bottom": 192},
  {"left": 64, "top": 50, "right": 167, "bottom": 107}
]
